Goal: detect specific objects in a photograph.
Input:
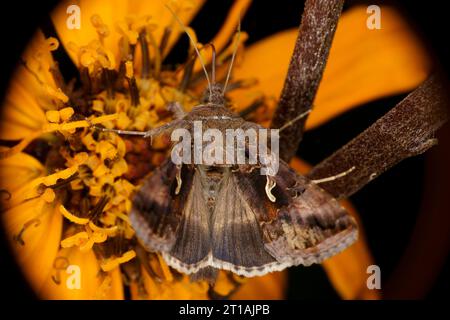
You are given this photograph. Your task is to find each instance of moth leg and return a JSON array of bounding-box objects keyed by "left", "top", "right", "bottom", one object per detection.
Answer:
[
  {"left": 278, "top": 110, "right": 311, "bottom": 132},
  {"left": 311, "top": 166, "right": 356, "bottom": 184},
  {"left": 93, "top": 119, "right": 183, "bottom": 142}
]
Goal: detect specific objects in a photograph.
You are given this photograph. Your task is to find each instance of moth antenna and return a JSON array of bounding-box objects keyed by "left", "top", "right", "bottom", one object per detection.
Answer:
[
  {"left": 165, "top": 4, "right": 212, "bottom": 99},
  {"left": 223, "top": 16, "right": 241, "bottom": 93}
]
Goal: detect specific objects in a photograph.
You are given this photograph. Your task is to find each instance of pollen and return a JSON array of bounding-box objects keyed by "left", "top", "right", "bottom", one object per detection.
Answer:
[
  {"left": 101, "top": 250, "right": 137, "bottom": 272},
  {"left": 0, "top": 0, "right": 252, "bottom": 300},
  {"left": 60, "top": 205, "right": 89, "bottom": 225}
]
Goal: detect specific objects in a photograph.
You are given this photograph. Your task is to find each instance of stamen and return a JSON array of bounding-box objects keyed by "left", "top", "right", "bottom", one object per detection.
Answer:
[
  {"left": 89, "top": 221, "right": 118, "bottom": 236},
  {"left": 100, "top": 249, "right": 136, "bottom": 272},
  {"left": 43, "top": 114, "right": 118, "bottom": 132},
  {"left": 157, "top": 254, "right": 174, "bottom": 282},
  {"left": 50, "top": 172, "right": 80, "bottom": 190},
  {"left": 61, "top": 231, "right": 89, "bottom": 248},
  {"left": 103, "top": 69, "right": 115, "bottom": 99},
  {"left": 91, "top": 14, "right": 110, "bottom": 44},
  {"left": 138, "top": 31, "right": 151, "bottom": 79},
  {"left": 89, "top": 196, "right": 110, "bottom": 222},
  {"left": 116, "top": 21, "right": 139, "bottom": 46},
  {"left": 159, "top": 27, "right": 172, "bottom": 57},
  {"left": 124, "top": 61, "right": 140, "bottom": 106},
  {"left": 45, "top": 85, "right": 69, "bottom": 103},
  {"left": 80, "top": 67, "right": 92, "bottom": 94},
  {"left": 1, "top": 114, "right": 115, "bottom": 159},
  {"left": 179, "top": 57, "right": 195, "bottom": 92},
  {"left": 49, "top": 63, "right": 67, "bottom": 92},
  {"left": 147, "top": 31, "right": 161, "bottom": 78},
  {"left": 60, "top": 204, "right": 89, "bottom": 225}
]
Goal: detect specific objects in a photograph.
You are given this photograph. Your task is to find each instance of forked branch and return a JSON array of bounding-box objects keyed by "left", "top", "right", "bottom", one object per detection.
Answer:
[
  {"left": 271, "top": 0, "right": 344, "bottom": 161},
  {"left": 307, "top": 74, "right": 449, "bottom": 199}
]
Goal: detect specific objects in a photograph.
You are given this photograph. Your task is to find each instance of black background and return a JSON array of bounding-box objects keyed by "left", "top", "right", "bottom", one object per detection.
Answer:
[{"left": 0, "top": 0, "right": 448, "bottom": 300}]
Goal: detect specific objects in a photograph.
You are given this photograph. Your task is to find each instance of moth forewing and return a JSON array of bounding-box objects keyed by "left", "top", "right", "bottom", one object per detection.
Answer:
[{"left": 129, "top": 96, "right": 358, "bottom": 281}]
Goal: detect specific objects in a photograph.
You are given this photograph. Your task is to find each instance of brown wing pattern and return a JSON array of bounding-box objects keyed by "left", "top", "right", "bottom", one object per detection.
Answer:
[
  {"left": 131, "top": 159, "right": 357, "bottom": 277},
  {"left": 163, "top": 170, "right": 212, "bottom": 272},
  {"left": 130, "top": 160, "right": 192, "bottom": 252},
  {"left": 236, "top": 160, "right": 358, "bottom": 272}
]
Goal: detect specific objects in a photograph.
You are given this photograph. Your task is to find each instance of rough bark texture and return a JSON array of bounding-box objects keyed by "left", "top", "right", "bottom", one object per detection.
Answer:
[
  {"left": 307, "top": 74, "right": 449, "bottom": 199},
  {"left": 271, "top": 0, "right": 344, "bottom": 161}
]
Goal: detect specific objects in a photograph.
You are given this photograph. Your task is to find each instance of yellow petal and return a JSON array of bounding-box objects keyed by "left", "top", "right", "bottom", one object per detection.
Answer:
[
  {"left": 290, "top": 157, "right": 380, "bottom": 300},
  {"left": 0, "top": 152, "right": 61, "bottom": 297},
  {"left": 194, "top": 0, "right": 252, "bottom": 70},
  {"left": 130, "top": 267, "right": 209, "bottom": 300},
  {"left": 0, "top": 152, "right": 44, "bottom": 193},
  {"left": 51, "top": 0, "right": 205, "bottom": 65},
  {"left": 41, "top": 247, "right": 124, "bottom": 299},
  {"left": 211, "top": 0, "right": 251, "bottom": 53},
  {"left": 322, "top": 215, "right": 381, "bottom": 300},
  {"left": 229, "top": 5, "right": 431, "bottom": 129},
  {"left": 232, "top": 271, "right": 287, "bottom": 300},
  {"left": 2, "top": 200, "right": 62, "bottom": 295},
  {"left": 0, "top": 31, "right": 52, "bottom": 140}
]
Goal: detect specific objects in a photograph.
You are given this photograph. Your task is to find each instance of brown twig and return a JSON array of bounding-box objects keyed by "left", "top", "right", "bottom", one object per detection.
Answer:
[
  {"left": 307, "top": 74, "right": 449, "bottom": 199},
  {"left": 271, "top": 0, "right": 344, "bottom": 161}
]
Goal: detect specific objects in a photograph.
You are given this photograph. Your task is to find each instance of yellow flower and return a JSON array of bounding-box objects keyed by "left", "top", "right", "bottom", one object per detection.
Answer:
[{"left": 0, "top": 0, "right": 430, "bottom": 300}]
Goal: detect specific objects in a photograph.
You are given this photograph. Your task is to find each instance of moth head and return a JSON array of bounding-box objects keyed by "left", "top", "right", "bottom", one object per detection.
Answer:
[{"left": 202, "top": 83, "right": 226, "bottom": 106}]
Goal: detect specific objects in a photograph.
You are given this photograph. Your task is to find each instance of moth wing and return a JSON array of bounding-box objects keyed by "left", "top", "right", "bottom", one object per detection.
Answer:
[
  {"left": 131, "top": 160, "right": 213, "bottom": 274},
  {"left": 130, "top": 160, "right": 192, "bottom": 252},
  {"left": 209, "top": 170, "right": 279, "bottom": 276},
  {"left": 163, "top": 170, "right": 211, "bottom": 273},
  {"left": 236, "top": 160, "right": 358, "bottom": 272}
]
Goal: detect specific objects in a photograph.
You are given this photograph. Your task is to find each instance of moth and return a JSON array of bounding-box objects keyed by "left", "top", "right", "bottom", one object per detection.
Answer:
[
  {"left": 127, "top": 92, "right": 357, "bottom": 280},
  {"left": 99, "top": 6, "right": 358, "bottom": 281}
]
